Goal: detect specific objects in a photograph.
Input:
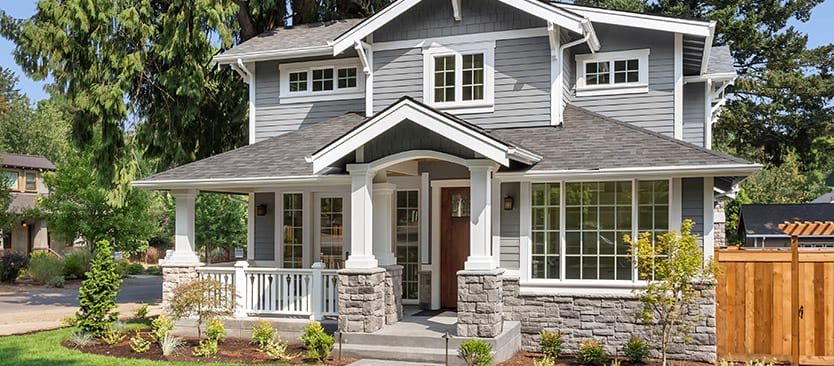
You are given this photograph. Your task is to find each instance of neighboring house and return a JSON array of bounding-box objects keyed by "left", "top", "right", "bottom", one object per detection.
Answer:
[
  {"left": 134, "top": 0, "right": 761, "bottom": 362},
  {"left": 738, "top": 203, "right": 834, "bottom": 248},
  {"left": 0, "top": 153, "right": 62, "bottom": 255}
]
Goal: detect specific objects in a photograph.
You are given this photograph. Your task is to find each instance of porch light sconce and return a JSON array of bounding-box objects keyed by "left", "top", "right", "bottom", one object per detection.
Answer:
[
  {"left": 20, "top": 221, "right": 27, "bottom": 228},
  {"left": 503, "top": 195, "right": 514, "bottom": 210},
  {"left": 256, "top": 204, "right": 267, "bottom": 216}
]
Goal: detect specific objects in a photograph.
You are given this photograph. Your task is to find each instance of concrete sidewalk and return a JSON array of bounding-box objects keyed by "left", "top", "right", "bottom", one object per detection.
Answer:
[
  {"left": 348, "top": 360, "right": 444, "bottom": 366},
  {"left": 0, "top": 275, "right": 162, "bottom": 336}
]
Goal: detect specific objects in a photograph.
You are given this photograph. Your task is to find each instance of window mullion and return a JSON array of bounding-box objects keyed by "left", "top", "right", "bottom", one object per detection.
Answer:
[{"left": 455, "top": 54, "right": 463, "bottom": 103}]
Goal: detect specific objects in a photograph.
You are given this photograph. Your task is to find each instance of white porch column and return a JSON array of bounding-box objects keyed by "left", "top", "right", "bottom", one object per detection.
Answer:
[
  {"left": 166, "top": 189, "right": 201, "bottom": 265},
  {"left": 373, "top": 183, "right": 397, "bottom": 266},
  {"left": 345, "top": 164, "right": 378, "bottom": 269},
  {"left": 465, "top": 161, "right": 497, "bottom": 271}
]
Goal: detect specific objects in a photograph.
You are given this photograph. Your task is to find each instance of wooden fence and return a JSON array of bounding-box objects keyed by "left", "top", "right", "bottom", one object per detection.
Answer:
[{"left": 716, "top": 239, "right": 834, "bottom": 365}]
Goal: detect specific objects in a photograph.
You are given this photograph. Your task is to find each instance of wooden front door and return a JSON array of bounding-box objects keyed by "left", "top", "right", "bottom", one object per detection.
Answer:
[{"left": 440, "top": 187, "right": 470, "bottom": 309}]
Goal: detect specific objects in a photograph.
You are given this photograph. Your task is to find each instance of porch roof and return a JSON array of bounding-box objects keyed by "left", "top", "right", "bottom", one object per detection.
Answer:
[{"left": 133, "top": 102, "right": 758, "bottom": 190}]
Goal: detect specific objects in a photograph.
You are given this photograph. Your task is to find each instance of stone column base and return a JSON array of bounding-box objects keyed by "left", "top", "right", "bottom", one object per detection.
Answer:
[
  {"left": 382, "top": 265, "right": 403, "bottom": 325},
  {"left": 457, "top": 268, "right": 504, "bottom": 338},
  {"left": 161, "top": 264, "right": 201, "bottom": 314},
  {"left": 338, "top": 268, "right": 386, "bottom": 333}
]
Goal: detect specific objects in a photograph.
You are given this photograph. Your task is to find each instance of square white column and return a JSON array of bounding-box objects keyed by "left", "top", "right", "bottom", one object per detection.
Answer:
[
  {"left": 373, "top": 182, "right": 397, "bottom": 266},
  {"left": 465, "top": 161, "right": 497, "bottom": 271},
  {"left": 345, "top": 164, "right": 378, "bottom": 269},
  {"left": 164, "top": 189, "right": 201, "bottom": 265}
]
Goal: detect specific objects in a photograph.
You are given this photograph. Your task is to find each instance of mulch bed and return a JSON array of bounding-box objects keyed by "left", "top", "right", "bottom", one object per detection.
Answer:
[
  {"left": 498, "top": 351, "right": 713, "bottom": 366},
  {"left": 63, "top": 330, "right": 356, "bottom": 365}
]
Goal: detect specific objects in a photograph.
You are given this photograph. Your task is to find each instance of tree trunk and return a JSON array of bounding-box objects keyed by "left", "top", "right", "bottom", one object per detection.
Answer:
[{"left": 234, "top": 1, "right": 260, "bottom": 43}]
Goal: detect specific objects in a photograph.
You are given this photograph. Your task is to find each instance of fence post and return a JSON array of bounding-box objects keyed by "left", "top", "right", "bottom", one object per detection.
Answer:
[
  {"left": 312, "top": 262, "right": 325, "bottom": 321},
  {"left": 791, "top": 236, "right": 799, "bottom": 366},
  {"left": 234, "top": 260, "right": 249, "bottom": 318}
]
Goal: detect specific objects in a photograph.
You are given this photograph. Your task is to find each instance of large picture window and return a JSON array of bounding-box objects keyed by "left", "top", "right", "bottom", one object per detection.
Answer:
[
  {"left": 530, "top": 180, "right": 669, "bottom": 282},
  {"left": 282, "top": 193, "right": 304, "bottom": 268}
]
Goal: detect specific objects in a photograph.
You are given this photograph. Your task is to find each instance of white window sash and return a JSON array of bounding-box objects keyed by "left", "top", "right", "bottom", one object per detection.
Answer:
[
  {"left": 422, "top": 40, "right": 495, "bottom": 113},
  {"left": 575, "top": 49, "right": 650, "bottom": 97},
  {"left": 279, "top": 59, "right": 365, "bottom": 103}
]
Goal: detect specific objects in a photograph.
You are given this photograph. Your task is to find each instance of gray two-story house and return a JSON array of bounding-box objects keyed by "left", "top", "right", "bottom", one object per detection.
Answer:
[{"left": 136, "top": 0, "right": 759, "bottom": 362}]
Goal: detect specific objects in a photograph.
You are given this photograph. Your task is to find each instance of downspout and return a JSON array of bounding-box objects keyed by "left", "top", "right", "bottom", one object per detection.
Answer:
[{"left": 554, "top": 18, "right": 599, "bottom": 125}]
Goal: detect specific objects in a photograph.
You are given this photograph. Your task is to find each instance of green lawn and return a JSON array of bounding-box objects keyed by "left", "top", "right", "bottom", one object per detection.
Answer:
[{"left": 0, "top": 323, "right": 293, "bottom": 366}]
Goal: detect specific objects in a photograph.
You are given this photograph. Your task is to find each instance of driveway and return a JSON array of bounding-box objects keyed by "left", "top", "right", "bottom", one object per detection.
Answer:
[{"left": 0, "top": 275, "right": 162, "bottom": 336}]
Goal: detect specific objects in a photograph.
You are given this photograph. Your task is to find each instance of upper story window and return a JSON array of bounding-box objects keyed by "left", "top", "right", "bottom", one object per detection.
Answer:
[
  {"left": 2, "top": 170, "right": 19, "bottom": 191},
  {"left": 279, "top": 59, "right": 364, "bottom": 103},
  {"left": 25, "top": 172, "right": 37, "bottom": 191},
  {"left": 423, "top": 41, "right": 495, "bottom": 114},
  {"left": 575, "top": 49, "right": 650, "bottom": 97}
]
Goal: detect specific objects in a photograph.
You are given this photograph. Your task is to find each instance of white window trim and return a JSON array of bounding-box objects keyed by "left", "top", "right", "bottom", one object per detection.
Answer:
[
  {"left": 521, "top": 178, "right": 675, "bottom": 290},
  {"left": 422, "top": 40, "right": 495, "bottom": 114},
  {"left": 575, "top": 49, "right": 650, "bottom": 97},
  {"left": 279, "top": 59, "right": 365, "bottom": 104}
]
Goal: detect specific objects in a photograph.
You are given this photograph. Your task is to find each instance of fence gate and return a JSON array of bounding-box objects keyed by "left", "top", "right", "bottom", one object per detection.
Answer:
[{"left": 716, "top": 237, "right": 834, "bottom": 365}]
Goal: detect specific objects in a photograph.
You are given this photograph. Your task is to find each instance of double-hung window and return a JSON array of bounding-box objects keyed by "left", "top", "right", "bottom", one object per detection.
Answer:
[
  {"left": 423, "top": 41, "right": 494, "bottom": 113},
  {"left": 2, "top": 170, "right": 20, "bottom": 191},
  {"left": 529, "top": 180, "right": 670, "bottom": 284},
  {"left": 575, "top": 49, "right": 650, "bottom": 97},
  {"left": 279, "top": 59, "right": 364, "bottom": 103}
]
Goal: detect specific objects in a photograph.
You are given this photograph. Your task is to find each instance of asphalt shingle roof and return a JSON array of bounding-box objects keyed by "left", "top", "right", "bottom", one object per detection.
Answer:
[
  {"left": 8, "top": 193, "right": 37, "bottom": 214},
  {"left": 0, "top": 153, "right": 56, "bottom": 170},
  {"left": 140, "top": 113, "right": 368, "bottom": 182},
  {"left": 706, "top": 46, "right": 735, "bottom": 74},
  {"left": 487, "top": 104, "right": 750, "bottom": 171},
  {"left": 739, "top": 204, "right": 834, "bottom": 236},
  {"left": 219, "top": 19, "right": 364, "bottom": 59}
]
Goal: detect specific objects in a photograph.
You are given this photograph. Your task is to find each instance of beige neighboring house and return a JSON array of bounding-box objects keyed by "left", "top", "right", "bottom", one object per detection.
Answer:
[{"left": 1, "top": 152, "right": 64, "bottom": 255}]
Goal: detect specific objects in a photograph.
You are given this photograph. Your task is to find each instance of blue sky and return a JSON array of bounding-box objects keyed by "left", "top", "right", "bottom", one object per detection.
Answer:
[{"left": 1, "top": 1, "right": 833, "bottom": 103}]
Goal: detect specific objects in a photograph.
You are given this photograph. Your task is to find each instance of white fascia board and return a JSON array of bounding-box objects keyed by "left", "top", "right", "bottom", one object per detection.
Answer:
[
  {"left": 684, "top": 72, "right": 737, "bottom": 83},
  {"left": 497, "top": 0, "right": 585, "bottom": 34},
  {"left": 330, "top": 0, "right": 422, "bottom": 55},
  {"left": 555, "top": 3, "right": 713, "bottom": 37},
  {"left": 311, "top": 99, "right": 515, "bottom": 173},
  {"left": 700, "top": 22, "right": 716, "bottom": 75},
  {"left": 495, "top": 163, "right": 763, "bottom": 180},
  {"left": 214, "top": 46, "right": 333, "bottom": 64},
  {"left": 131, "top": 175, "right": 352, "bottom": 191}
]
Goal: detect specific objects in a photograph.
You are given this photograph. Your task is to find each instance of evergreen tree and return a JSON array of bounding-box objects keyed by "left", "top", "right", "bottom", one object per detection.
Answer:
[{"left": 77, "top": 239, "right": 122, "bottom": 337}]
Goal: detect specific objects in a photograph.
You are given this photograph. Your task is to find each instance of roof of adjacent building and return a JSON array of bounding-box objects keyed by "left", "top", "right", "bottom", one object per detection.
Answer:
[
  {"left": 1, "top": 153, "right": 56, "bottom": 171},
  {"left": 137, "top": 102, "right": 754, "bottom": 185},
  {"left": 706, "top": 46, "right": 735, "bottom": 75},
  {"left": 812, "top": 190, "right": 834, "bottom": 204},
  {"left": 740, "top": 204, "right": 834, "bottom": 236},
  {"left": 217, "top": 19, "right": 364, "bottom": 61},
  {"left": 7, "top": 193, "right": 37, "bottom": 214}
]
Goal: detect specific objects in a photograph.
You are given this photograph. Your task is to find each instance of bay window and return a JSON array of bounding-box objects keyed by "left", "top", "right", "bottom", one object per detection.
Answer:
[{"left": 529, "top": 180, "right": 670, "bottom": 282}]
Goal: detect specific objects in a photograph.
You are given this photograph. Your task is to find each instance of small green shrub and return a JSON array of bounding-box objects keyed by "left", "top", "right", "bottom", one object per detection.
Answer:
[
  {"left": 129, "top": 335, "right": 151, "bottom": 353},
  {"left": 102, "top": 330, "right": 126, "bottom": 345},
  {"left": 623, "top": 337, "right": 651, "bottom": 363},
  {"left": 540, "top": 329, "right": 563, "bottom": 357},
  {"left": 169, "top": 278, "right": 234, "bottom": 338},
  {"left": 76, "top": 240, "right": 122, "bottom": 337},
  {"left": 145, "top": 265, "right": 162, "bottom": 275},
  {"left": 0, "top": 252, "right": 29, "bottom": 283},
  {"left": 533, "top": 355, "right": 557, "bottom": 366},
  {"left": 48, "top": 275, "right": 65, "bottom": 288},
  {"left": 61, "top": 315, "right": 78, "bottom": 328},
  {"left": 251, "top": 320, "right": 276, "bottom": 349},
  {"left": 150, "top": 315, "right": 175, "bottom": 342},
  {"left": 28, "top": 254, "right": 63, "bottom": 284},
  {"left": 192, "top": 338, "right": 219, "bottom": 358},
  {"left": 206, "top": 319, "right": 226, "bottom": 342},
  {"left": 68, "top": 331, "right": 96, "bottom": 347},
  {"left": 300, "top": 321, "right": 334, "bottom": 361},
  {"left": 458, "top": 339, "right": 493, "bottom": 366},
  {"left": 111, "top": 320, "right": 128, "bottom": 333},
  {"left": 114, "top": 258, "right": 129, "bottom": 277},
  {"left": 609, "top": 359, "right": 621, "bottom": 366},
  {"left": 62, "top": 249, "right": 91, "bottom": 279},
  {"left": 160, "top": 333, "right": 185, "bottom": 356},
  {"left": 133, "top": 304, "right": 149, "bottom": 319},
  {"left": 577, "top": 339, "right": 607, "bottom": 365},
  {"left": 125, "top": 262, "right": 144, "bottom": 276},
  {"left": 263, "top": 338, "right": 300, "bottom": 361}
]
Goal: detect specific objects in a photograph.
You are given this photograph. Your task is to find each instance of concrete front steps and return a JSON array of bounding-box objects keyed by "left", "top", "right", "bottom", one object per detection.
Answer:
[{"left": 338, "top": 321, "right": 521, "bottom": 366}]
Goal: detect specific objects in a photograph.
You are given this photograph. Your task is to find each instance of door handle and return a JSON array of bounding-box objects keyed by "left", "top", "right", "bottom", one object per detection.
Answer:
[{"left": 799, "top": 305, "right": 804, "bottom": 319}]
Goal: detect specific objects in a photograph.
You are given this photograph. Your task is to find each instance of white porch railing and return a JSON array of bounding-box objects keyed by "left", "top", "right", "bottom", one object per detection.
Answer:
[{"left": 196, "top": 262, "right": 338, "bottom": 320}]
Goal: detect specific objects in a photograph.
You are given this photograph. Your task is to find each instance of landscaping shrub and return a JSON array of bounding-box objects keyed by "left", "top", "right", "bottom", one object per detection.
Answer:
[
  {"left": 623, "top": 337, "right": 651, "bottom": 363},
  {"left": 114, "top": 258, "right": 129, "bottom": 277},
  {"left": 102, "top": 330, "right": 126, "bottom": 345},
  {"left": 540, "top": 329, "right": 563, "bottom": 357},
  {"left": 61, "top": 315, "right": 78, "bottom": 327},
  {"left": 124, "top": 262, "right": 144, "bottom": 276},
  {"left": 76, "top": 240, "right": 122, "bottom": 338},
  {"left": 150, "top": 314, "right": 174, "bottom": 342},
  {"left": 192, "top": 338, "right": 219, "bottom": 357},
  {"left": 160, "top": 333, "right": 185, "bottom": 356},
  {"left": 264, "top": 338, "right": 299, "bottom": 361},
  {"left": 68, "top": 331, "right": 96, "bottom": 348},
  {"left": 458, "top": 339, "right": 493, "bottom": 366},
  {"left": 133, "top": 303, "right": 149, "bottom": 319},
  {"left": 48, "top": 275, "right": 65, "bottom": 288},
  {"left": 62, "top": 248, "right": 91, "bottom": 279},
  {"left": 300, "top": 321, "right": 334, "bottom": 362},
  {"left": 206, "top": 319, "right": 226, "bottom": 343},
  {"left": 0, "top": 252, "right": 29, "bottom": 283},
  {"left": 577, "top": 339, "right": 607, "bottom": 365},
  {"left": 251, "top": 320, "right": 276, "bottom": 349},
  {"left": 129, "top": 335, "right": 150, "bottom": 353},
  {"left": 28, "top": 253, "right": 63, "bottom": 284},
  {"left": 533, "top": 355, "right": 557, "bottom": 366},
  {"left": 144, "top": 265, "right": 162, "bottom": 275},
  {"left": 169, "top": 278, "right": 234, "bottom": 338}
]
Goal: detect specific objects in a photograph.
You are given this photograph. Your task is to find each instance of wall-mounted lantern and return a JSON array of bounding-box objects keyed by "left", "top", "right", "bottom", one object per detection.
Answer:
[
  {"left": 503, "top": 195, "right": 514, "bottom": 211},
  {"left": 256, "top": 204, "right": 268, "bottom": 216}
]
